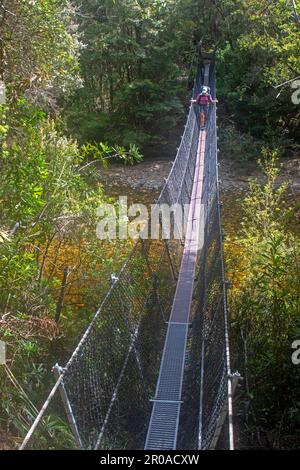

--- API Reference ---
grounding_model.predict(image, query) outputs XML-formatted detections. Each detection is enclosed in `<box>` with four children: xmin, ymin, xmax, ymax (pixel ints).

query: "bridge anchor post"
<box><xmin>209</xmin><ymin>371</ymin><xmax>241</xmax><ymax>450</ymax></box>
<box><xmin>52</xmin><ymin>363</ymin><xmax>83</xmax><ymax>449</ymax></box>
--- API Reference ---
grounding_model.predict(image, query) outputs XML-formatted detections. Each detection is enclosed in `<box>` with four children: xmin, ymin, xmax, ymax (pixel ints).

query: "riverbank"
<box><xmin>220</xmin><ymin>155</ymin><xmax>300</xmax><ymax>191</ymax></box>
<box><xmin>99</xmin><ymin>149</ymin><xmax>300</xmax><ymax>214</ymax></box>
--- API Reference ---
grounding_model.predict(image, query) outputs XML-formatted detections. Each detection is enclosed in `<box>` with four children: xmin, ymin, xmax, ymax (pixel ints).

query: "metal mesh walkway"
<box><xmin>145</xmin><ymin>127</ymin><xmax>206</xmax><ymax>450</ymax></box>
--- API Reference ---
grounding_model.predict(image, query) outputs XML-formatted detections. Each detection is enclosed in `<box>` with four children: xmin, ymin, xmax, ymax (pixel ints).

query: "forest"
<box><xmin>0</xmin><ymin>0</ymin><xmax>300</xmax><ymax>451</ymax></box>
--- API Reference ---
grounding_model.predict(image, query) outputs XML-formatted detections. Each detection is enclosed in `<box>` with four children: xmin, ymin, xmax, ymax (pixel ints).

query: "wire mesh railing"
<box><xmin>19</xmin><ymin>64</ymin><xmax>204</xmax><ymax>450</ymax></box>
<box><xmin>177</xmin><ymin>64</ymin><xmax>233</xmax><ymax>450</ymax></box>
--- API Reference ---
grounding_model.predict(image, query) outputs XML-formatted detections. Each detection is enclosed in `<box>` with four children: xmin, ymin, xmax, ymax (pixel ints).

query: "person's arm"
<box><xmin>209</xmin><ymin>94</ymin><xmax>218</xmax><ymax>104</ymax></box>
<box><xmin>191</xmin><ymin>94</ymin><xmax>200</xmax><ymax>103</ymax></box>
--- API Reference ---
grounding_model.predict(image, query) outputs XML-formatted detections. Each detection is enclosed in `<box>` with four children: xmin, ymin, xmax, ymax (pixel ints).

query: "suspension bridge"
<box><xmin>19</xmin><ymin>59</ymin><xmax>235</xmax><ymax>451</ymax></box>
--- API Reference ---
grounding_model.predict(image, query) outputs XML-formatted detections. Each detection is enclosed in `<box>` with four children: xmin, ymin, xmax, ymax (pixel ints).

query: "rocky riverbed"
<box><xmin>99</xmin><ymin>151</ymin><xmax>300</xmax><ymax>234</ymax></box>
<box><xmin>100</xmin><ymin>157</ymin><xmax>173</xmax><ymax>193</ymax></box>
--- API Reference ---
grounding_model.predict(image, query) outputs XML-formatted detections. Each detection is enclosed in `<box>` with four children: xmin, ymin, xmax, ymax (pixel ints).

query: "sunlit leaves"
<box><xmin>228</xmin><ymin>152</ymin><xmax>300</xmax><ymax>434</ymax></box>
<box><xmin>1</xmin><ymin>0</ymin><xmax>81</xmax><ymax>107</ymax></box>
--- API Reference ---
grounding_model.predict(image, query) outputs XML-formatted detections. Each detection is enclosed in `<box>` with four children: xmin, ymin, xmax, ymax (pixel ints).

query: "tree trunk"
<box><xmin>55</xmin><ymin>266</ymin><xmax>70</xmax><ymax>323</ymax></box>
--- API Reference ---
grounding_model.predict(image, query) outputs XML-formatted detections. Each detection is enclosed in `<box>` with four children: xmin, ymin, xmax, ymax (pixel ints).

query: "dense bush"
<box><xmin>227</xmin><ymin>154</ymin><xmax>300</xmax><ymax>445</ymax></box>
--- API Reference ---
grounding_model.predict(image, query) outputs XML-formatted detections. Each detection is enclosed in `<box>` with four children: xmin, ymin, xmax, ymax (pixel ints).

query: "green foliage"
<box><xmin>219</xmin><ymin>121</ymin><xmax>263</xmax><ymax>161</ymax></box>
<box><xmin>65</xmin><ymin>0</ymin><xmax>194</xmax><ymax>146</ymax></box>
<box><xmin>1</xmin><ymin>0</ymin><xmax>81</xmax><ymax>105</ymax></box>
<box><xmin>62</xmin><ymin>0</ymin><xmax>300</xmax><ymax>153</ymax></box>
<box><xmin>215</xmin><ymin>0</ymin><xmax>300</xmax><ymax>143</ymax></box>
<box><xmin>0</xmin><ymin>363</ymin><xmax>75</xmax><ymax>449</ymax></box>
<box><xmin>81</xmin><ymin>141</ymin><xmax>143</xmax><ymax>166</ymax></box>
<box><xmin>0</xmin><ymin>100</ymin><xmax>102</xmax><ymax>228</ymax></box>
<box><xmin>229</xmin><ymin>152</ymin><xmax>300</xmax><ymax>441</ymax></box>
